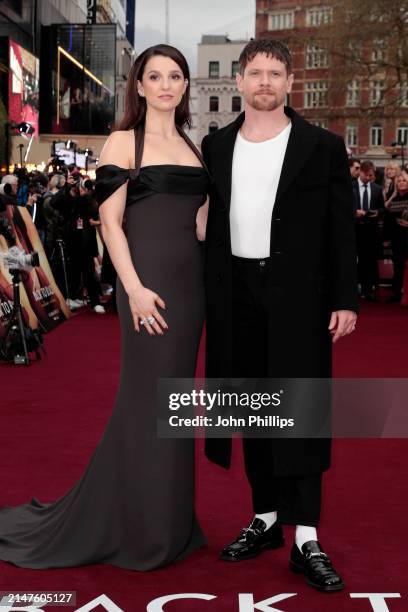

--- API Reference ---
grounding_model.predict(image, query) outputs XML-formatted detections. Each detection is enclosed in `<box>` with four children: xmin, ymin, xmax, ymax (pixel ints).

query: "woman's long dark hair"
<box><xmin>115</xmin><ymin>44</ymin><xmax>191</xmax><ymax>131</ymax></box>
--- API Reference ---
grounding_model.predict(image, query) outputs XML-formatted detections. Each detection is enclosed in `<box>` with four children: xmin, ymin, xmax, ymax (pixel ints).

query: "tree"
<box><xmin>285</xmin><ymin>0</ymin><xmax>408</xmax><ymax>118</ymax></box>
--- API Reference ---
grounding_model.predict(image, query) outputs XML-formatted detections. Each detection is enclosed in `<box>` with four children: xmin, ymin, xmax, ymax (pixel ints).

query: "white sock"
<box><xmin>254</xmin><ymin>511</ymin><xmax>277</xmax><ymax>530</ymax></box>
<box><xmin>295</xmin><ymin>525</ymin><xmax>317</xmax><ymax>551</ymax></box>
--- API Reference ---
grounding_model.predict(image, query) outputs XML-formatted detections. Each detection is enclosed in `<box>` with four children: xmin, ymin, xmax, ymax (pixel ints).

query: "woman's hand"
<box><xmin>385</xmin><ymin>191</ymin><xmax>397</xmax><ymax>208</ymax></box>
<box><xmin>128</xmin><ymin>286</ymin><xmax>168</xmax><ymax>335</ymax></box>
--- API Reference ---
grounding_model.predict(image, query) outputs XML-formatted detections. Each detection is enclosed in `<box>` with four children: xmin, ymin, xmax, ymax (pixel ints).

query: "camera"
<box><xmin>1</xmin><ymin>246</ymin><xmax>39</xmax><ymax>272</ymax></box>
<box><xmin>0</xmin><ymin>183</ymin><xmax>13</xmax><ymax>197</ymax></box>
<box><xmin>80</xmin><ymin>178</ymin><xmax>94</xmax><ymax>191</ymax></box>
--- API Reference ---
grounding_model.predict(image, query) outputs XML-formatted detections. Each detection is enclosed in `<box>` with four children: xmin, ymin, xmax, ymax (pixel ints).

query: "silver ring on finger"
<box><xmin>147</xmin><ymin>316</ymin><xmax>155</xmax><ymax>324</ymax></box>
<box><xmin>140</xmin><ymin>319</ymin><xmax>146</xmax><ymax>326</ymax></box>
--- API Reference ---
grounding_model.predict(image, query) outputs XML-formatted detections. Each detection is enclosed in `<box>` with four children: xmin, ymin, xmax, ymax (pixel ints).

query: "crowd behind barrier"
<box><xmin>1</xmin><ymin>153</ymin><xmax>408</xmax><ymax>315</ymax></box>
<box><xmin>0</xmin><ymin>159</ymin><xmax>118</xmax><ymax>316</ymax></box>
<box><xmin>349</xmin><ymin>157</ymin><xmax>408</xmax><ymax>305</ymax></box>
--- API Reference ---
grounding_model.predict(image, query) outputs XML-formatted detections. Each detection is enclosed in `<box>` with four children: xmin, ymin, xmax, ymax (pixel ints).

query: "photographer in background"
<box><xmin>14</xmin><ymin>167</ymin><xmax>29</xmax><ymax>206</ymax></box>
<box><xmin>0</xmin><ymin>174</ymin><xmax>19</xmax><ymax>207</ymax></box>
<box><xmin>50</xmin><ymin>172</ymin><xmax>105</xmax><ymax>314</ymax></box>
<box><xmin>0</xmin><ymin>184</ymin><xmax>16</xmax><ymax>246</ymax></box>
<box><xmin>1</xmin><ymin>173</ymin><xmax>39</xmax><ymax>210</ymax></box>
<box><xmin>42</xmin><ymin>173</ymin><xmax>66</xmax><ymax>260</ymax></box>
<box><xmin>25</xmin><ymin>171</ymin><xmax>48</xmax><ymax>246</ymax></box>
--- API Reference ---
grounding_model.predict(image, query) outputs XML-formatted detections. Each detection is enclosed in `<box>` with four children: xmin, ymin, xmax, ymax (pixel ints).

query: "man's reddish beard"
<box><xmin>247</xmin><ymin>90</ymin><xmax>285</xmax><ymax>111</ymax></box>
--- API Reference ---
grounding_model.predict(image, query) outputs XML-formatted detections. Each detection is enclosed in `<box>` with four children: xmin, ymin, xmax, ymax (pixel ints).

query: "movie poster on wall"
<box><xmin>8</xmin><ymin>39</ymin><xmax>40</xmax><ymax>136</ymax></box>
<box><xmin>0</xmin><ymin>206</ymin><xmax>71</xmax><ymax>339</ymax></box>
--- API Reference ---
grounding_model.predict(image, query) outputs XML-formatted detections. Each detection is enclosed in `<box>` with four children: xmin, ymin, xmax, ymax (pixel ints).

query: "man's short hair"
<box><xmin>349</xmin><ymin>157</ymin><xmax>361</xmax><ymax>167</ymax></box>
<box><xmin>239</xmin><ymin>38</ymin><xmax>292</xmax><ymax>76</ymax></box>
<box><xmin>360</xmin><ymin>161</ymin><xmax>375</xmax><ymax>173</ymax></box>
<box><xmin>1</xmin><ymin>174</ymin><xmax>18</xmax><ymax>185</ymax></box>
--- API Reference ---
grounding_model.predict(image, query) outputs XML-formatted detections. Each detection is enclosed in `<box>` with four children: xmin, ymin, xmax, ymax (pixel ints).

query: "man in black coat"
<box><xmin>201</xmin><ymin>39</ymin><xmax>359</xmax><ymax>592</ymax></box>
<box><xmin>352</xmin><ymin>160</ymin><xmax>384</xmax><ymax>300</ymax></box>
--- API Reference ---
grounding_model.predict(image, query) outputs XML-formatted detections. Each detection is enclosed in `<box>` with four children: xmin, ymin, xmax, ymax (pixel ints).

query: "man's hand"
<box><xmin>328</xmin><ymin>310</ymin><xmax>357</xmax><ymax>343</ymax></box>
<box><xmin>26</xmin><ymin>194</ymin><xmax>37</xmax><ymax>207</ymax></box>
<box><xmin>355</xmin><ymin>209</ymin><xmax>366</xmax><ymax>217</ymax></box>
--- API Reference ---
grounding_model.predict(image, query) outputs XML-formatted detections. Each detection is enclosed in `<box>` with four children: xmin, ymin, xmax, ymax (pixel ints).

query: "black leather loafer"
<box><xmin>289</xmin><ymin>540</ymin><xmax>345</xmax><ymax>592</ymax></box>
<box><xmin>220</xmin><ymin>518</ymin><xmax>285</xmax><ymax>562</ymax></box>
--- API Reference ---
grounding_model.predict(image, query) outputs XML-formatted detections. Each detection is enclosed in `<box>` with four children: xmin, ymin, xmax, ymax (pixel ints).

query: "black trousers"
<box><xmin>231</xmin><ymin>255</ymin><xmax>322</xmax><ymax>527</ymax></box>
<box><xmin>67</xmin><ymin>244</ymin><xmax>101</xmax><ymax>308</ymax></box>
<box><xmin>355</xmin><ymin>221</ymin><xmax>379</xmax><ymax>295</ymax></box>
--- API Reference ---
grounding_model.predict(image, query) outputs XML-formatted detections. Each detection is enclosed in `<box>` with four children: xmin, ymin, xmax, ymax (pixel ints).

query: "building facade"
<box><xmin>0</xmin><ymin>0</ymin><xmax>136</xmax><ymax>170</ymax></box>
<box><xmin>256</xmin><ymin>0</ymin><xmax>408</xmax><ymax>167</ymax></box>
<box><xmin>196</xmin><ymin>35</ymin><xmax>247</xmax><ymax>145</ymax></box>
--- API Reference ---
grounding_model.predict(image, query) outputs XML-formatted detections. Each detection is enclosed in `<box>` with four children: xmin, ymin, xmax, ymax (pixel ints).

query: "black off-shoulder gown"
<box><xmin>0</xmin><ymin>125</ymin><xmax>209</xmax><ymax>570</ymax></box>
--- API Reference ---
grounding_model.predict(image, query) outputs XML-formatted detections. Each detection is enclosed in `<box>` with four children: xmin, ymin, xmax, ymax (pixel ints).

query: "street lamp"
<box><xmin>391</xmin><ymin>139</ymin><xmax>406</xmax><ymax>168</ymax></box>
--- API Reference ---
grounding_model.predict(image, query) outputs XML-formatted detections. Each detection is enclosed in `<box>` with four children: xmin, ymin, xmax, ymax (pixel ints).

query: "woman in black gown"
<box><xmin>0</xmin><ymin>45</ymin><xmax>210</xmax><ymax>570</ymax></box>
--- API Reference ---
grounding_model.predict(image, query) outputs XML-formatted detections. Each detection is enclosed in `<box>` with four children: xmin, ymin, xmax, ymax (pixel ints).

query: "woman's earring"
<box><xmin>138</xmin><ymin>89</ymin><xmax>145</xmax><ymax>97</ymax></box>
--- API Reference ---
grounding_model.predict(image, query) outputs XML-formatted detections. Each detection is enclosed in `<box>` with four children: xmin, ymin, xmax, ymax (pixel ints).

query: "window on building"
<box><xmin>232</xmin><ymin>96</ymin><xmax>241</xmax><ymax>112</ymax></box>
<box><xmin>397</xmin><ymin>82</ymin><xmax>408</xmax><ymax>107</ymax></box>
<box><xmin>368</xmin><ymin>12</ymin><xmax>387</xmax><ymax>22</ymax></box>
<box><xmin>347</xmin><ymin>40</ymin><xmax>362</xmax><ymax>65</ymax></box>
<box><xmin>372</xmin><ymin>38</ymin><xmax>386</xmax><ymax>62</ymax></box>
<box><xmin>370</xmin><ymin>80</ymin><xmax>385</xmax><ymax>106</ymax></box>
<box><xmin>268</xmin><ymin>11</ymin><xmax>294</xmax><ymax>30</ymax></box>
<box><xmin>397</xmin><ymin>125</ymin><xmax>408</xmax><ymax>145</ymax></box>
<box><xmin>346</xmin><ymin>124</ymin><xmax>358</xmax><ymax>147</ymax></box>
<box><xmin>44</xmin><ymin>23</ymin><xmax>116</xmax><ymax>135</ymax></box>
<box><xmin>209</xmin><ymin>96</ymin><xmax>219</xmax><ymax>112</ymax></box>
<box><xmin>310</xmin><ymin>120</ymin><xmax>327</xmax><ymax>129</ymax></box>
<box><xmin>397</xmin><ymin>43</ymin><xmax>404</xmax><ymax>63</ymax></box>
<box><xmin>371</xmin><ymin>125</ymin><xmax>383</xmax><ymax>146</ymax></box>
<box><xmin>231</xmin><ymin>61</ymin><xmax>239</xmax><ymax>77</ymax></box>
<box><xmin>208</xmin><ymin>122</ymin><xmax>219</xmax><ymax>134</ymax></box>
<box><xmin>306</xmin><ymin>6</ymin><xmax>332</xmax><ymax>26</ymax></box>
<box><xmin>304</xmin><ymin>81</ymin><xmax>328</xmax><ymax>108</ymax></box>
<box><xmin>209</xmin><ymin>61</ymin><xmax>219</xmax><ymax>78</ymax></box>
<box><xmin>346</xmin><ymin>80</ymin><xmax>360</xmax><ymax>107</ymax></box>
<box><xmin>305</xmin><ymin>44</ymin><xmax>329</xmax><ymax>69</ymax></box>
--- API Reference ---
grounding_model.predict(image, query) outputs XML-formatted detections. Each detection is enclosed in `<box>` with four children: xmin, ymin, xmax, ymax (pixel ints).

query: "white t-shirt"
<box><xmin>230</xmin><ymin>121</ymin><xmax>292</xmax><ymax>258</ymax></box>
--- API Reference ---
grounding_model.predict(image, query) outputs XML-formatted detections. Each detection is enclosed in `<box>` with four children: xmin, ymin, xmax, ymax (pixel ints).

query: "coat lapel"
<box><xmin>274</xmin><ymin>106</ymin><xmax>319</xmax><ymax>203</ymax></box>
<box><xmin>211</xmin><ymin>112</ymin><xmax>244</xmax><ymax>208</ymax></box>
<box><xmin>213</xmin><ymin>106</ymin><xmax>320</xmax><ymax>214</ymax></box>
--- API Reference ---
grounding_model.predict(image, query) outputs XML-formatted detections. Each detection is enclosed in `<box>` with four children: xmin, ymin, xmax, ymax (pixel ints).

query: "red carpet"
<box><xmin>1</xmin><ymin>300</ymin><xmax>407</xmax><ymax>611</ymax></box>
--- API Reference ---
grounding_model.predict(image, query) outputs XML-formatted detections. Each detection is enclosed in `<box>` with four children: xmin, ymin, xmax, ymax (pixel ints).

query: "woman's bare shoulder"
<box><xmin>99</xmin><ymin>129</ymin><xmax>134</xmax><ymax>168</ymax></box>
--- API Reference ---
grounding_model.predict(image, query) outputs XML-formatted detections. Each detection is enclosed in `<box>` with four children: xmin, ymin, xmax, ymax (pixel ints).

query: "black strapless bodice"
<box><xmin>95</xmin><ymin>164</ymin><xmax>210</xmax><ymax>208</ymax></box>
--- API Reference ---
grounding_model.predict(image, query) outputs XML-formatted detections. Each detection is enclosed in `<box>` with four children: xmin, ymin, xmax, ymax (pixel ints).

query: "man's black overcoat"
<box><xmin>201</xmin><ymin>105</ymin><xmax>359</xmax><ymax>476</ymax></box>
